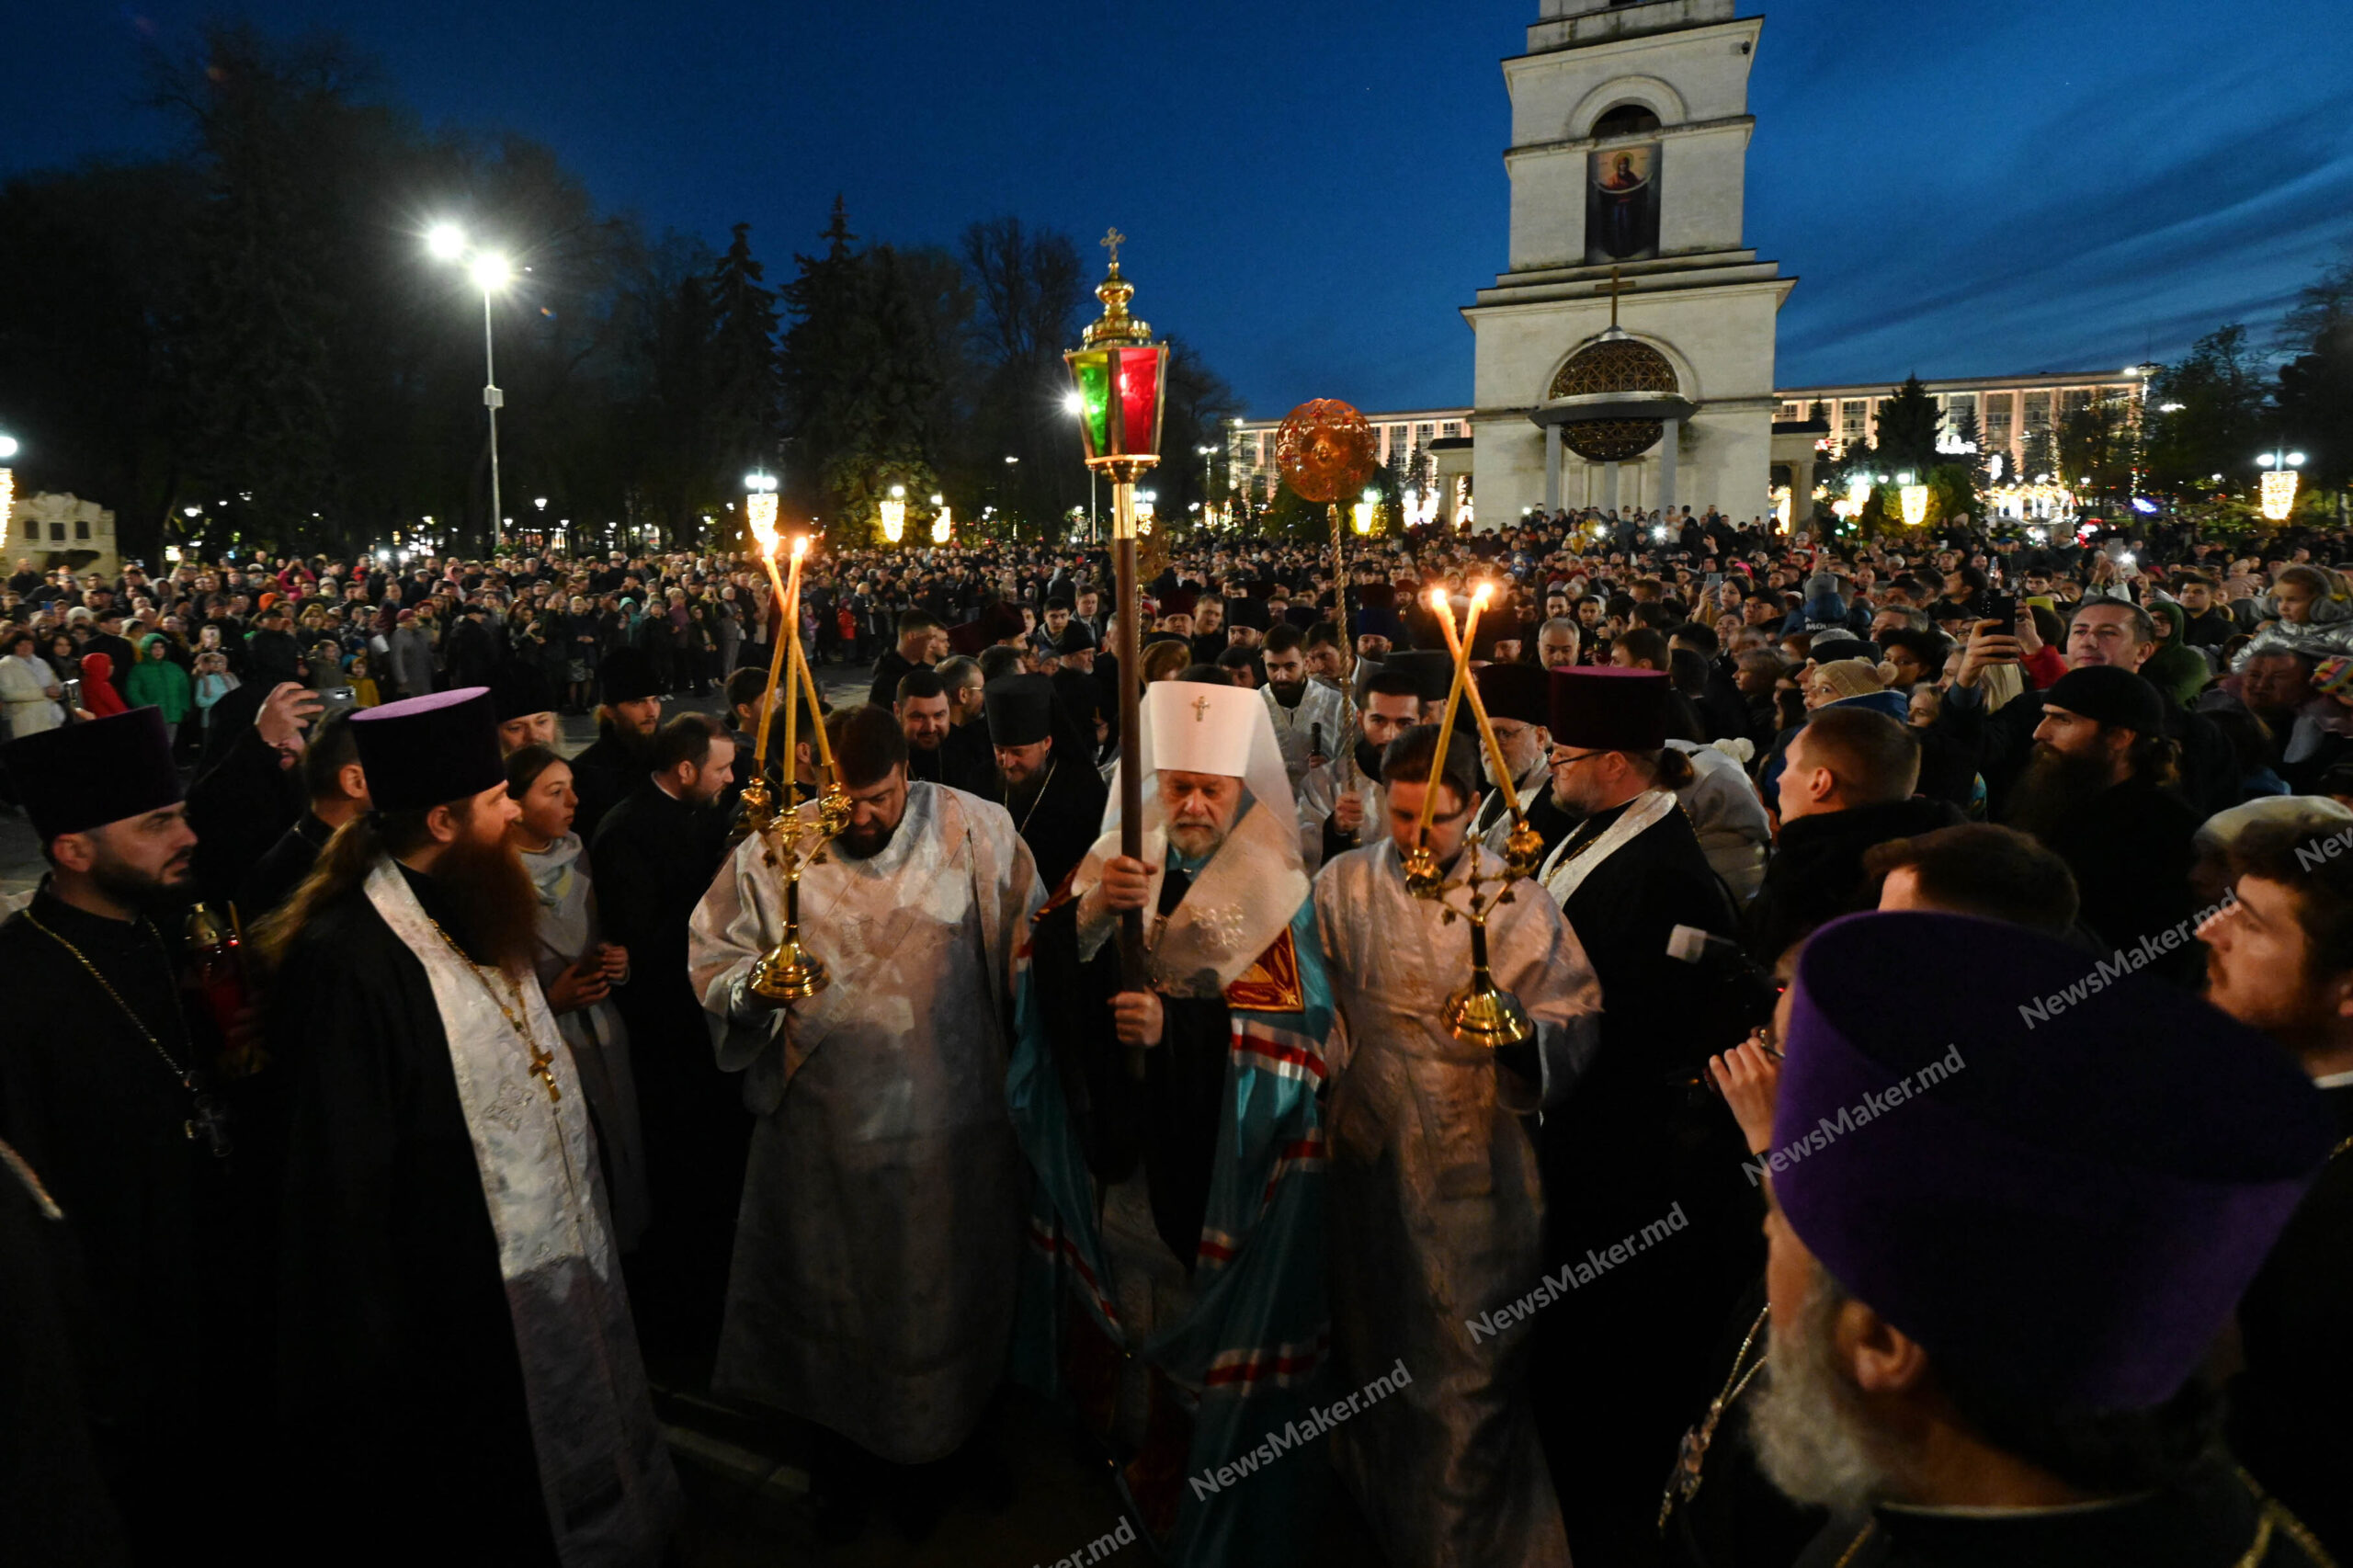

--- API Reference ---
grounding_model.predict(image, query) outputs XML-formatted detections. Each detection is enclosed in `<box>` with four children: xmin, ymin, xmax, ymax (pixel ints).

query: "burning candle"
<box><xmin>750</xmin><ymin>522</ymin><xmax>790</xmax><ymax>771</ymax></box>
<box><xmin>1431</xmin><ymin>585</ymin><xmax>1522</xmax><ymax>821</ymax></box>
<box><xmin>1415</xmin><ymin>585</ymin><xmax>1487</xmax><ymax>844</ymax></box>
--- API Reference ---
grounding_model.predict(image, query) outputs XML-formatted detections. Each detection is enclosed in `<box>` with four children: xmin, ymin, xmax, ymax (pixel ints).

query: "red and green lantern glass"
<box><xmin>1065</xmin><ymin>343</ymin><xmax>1168</xmax><ymax>473</ymax></box>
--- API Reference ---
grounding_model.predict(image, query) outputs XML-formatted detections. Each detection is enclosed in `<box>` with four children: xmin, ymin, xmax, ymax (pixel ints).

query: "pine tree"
<box><xmin>707</xmin><ymin>222</ymin><xmax>782</xmax><ymax>482</ymax></box>
<box><xmin>1873</xmin><ymin>375</ymin><xmax>1941</xmax><ymax>478</ymax></box>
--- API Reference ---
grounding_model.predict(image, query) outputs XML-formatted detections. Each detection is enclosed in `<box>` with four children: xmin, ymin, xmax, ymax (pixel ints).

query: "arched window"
<box><xmin>1592</xmin><ymin>102</ymin><xmax>1662</xmax><ymax>140</ymax></box>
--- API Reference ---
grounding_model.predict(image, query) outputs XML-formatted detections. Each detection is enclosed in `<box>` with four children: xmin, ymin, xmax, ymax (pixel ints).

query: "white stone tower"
<box><xmin>1464</xmin><ymin>0</ymin><xmax>1793</xmax><ymax>528</ymax></box>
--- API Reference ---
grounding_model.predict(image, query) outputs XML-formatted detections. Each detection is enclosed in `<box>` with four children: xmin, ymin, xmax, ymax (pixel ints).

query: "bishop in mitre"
<box><xmin>1012</xmin><ymin>674</ymin><xmax>1335</xmax><ymax>1568</ymax></box>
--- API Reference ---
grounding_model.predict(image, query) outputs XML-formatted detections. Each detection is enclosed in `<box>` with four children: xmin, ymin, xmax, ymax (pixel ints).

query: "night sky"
<box><xmin>14</xmin><ymin>0</ymin><xmax>2353</xmax><ymax>415</ymax></box>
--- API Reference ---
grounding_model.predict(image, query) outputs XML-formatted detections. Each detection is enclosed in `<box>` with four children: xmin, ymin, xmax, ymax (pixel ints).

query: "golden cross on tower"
<box><xmin>1595</xmin><ymin>263</ymin><xmax>1632</xmax><ymax>328</ymax></box>
<box><xmin>1191</xmin><ymin>695</ymin><xmax>1212</xmax><ymax>722</ymax></box>
<box><xmin>1101</xmin><ymin>227</ymin><xmax>1127</xmax><ymax>269</ymax></box>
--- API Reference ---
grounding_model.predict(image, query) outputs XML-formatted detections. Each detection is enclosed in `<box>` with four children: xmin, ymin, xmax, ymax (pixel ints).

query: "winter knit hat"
<box><xmin>1809</xmin><ymin>657</ymin><xmax>1887</xmax><ymax>702</ymax></box>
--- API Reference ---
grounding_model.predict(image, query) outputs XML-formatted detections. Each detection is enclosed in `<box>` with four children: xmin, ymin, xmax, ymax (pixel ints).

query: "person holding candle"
<box><xmin>688</xmin><ymin>705</ymin><xmax>1043</xmax><ymax>1543</ymax></box>
<box><xmin>1314</xmin><ymin>720</ymin><xmax>1599</xmax><ymax>1568</ymax></box>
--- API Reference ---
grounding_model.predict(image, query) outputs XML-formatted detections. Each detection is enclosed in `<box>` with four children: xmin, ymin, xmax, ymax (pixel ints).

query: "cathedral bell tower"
<box><xmin>1463</xmin><ymin>0</ymin><xmax>1794</xmax><ymax>528</ymax></box>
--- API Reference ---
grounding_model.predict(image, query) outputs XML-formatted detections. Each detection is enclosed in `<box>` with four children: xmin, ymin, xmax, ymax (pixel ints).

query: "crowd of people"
<box><xmin>3</xmin><ymin>497</ymin><xmax>2351</xmax><ymax>1568</ymax></box>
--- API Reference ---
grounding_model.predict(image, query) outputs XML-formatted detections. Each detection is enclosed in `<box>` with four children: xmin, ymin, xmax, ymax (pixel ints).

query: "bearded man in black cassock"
<box><xmin>260</xmin><ymin>687</ymin><xmax>676</xmax><ymax>1565</ymax></box>
<box><xmin>570</xmin><ymin>648</ymin><xmax>665</xmax><ymax>844</ymax></box>
<box><xmin>0</xmin><ymin>707</ymin><xmax>272</xmax><ymax>1559</ymax></box>
<box><xmin>1529</xmin><ymin>667</ymin><xmax>1760</xmax><ymax>1568</ymax></box>
<box><xmin>984</xmin><ymin>672</ymin><xmax>1106</xmax><ymax>891</ymax></box>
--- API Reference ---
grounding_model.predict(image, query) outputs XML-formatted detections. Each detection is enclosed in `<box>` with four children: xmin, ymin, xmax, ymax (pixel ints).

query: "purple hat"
<box><xmin>1775</xmin><ymin>911</ymin><xmax>2335</xmax><ymax>1411</ymax></box>
<box><xmin>1547</xmin><ymin>667</ymin><xmax>1669</xmax><ymax>752</ymax></box>
<box><xmin>349</xmin><ymin>687</ymin><xmax>506</xmax><ymax>812</ymax></box>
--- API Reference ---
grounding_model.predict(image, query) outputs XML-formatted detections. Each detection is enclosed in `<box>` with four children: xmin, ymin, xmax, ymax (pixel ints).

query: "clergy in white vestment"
<box><xmin>1314</xmin><ymin>722</ymin><xmax>1599</xmax><ymax>1568</ymax></box>
<box><xmin>1295</xmin><ymin>665</ymin><xmax>1426</xmax><ymax>871</ymax></box>
<box><xmin>1258</xmin><ymin>623</ymin><xmax>1346</xmax><ymax>792</ymax></box>
<box><xmin>688</xmin><ymin>704</ymin><xmax>1041</xmax><ymax>1528</ymax></box>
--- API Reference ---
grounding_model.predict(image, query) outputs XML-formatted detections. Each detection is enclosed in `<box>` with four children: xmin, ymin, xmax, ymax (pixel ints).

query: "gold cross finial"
<box><xmin>1191</xmin><ymin>694</ymin><xmax>1211</xmax><ymax>722</ymax></box>
<box><xmin>1597</xmin><ymin>263</ymin><xmax>1631</xmax><ymax>329</ymax></box>
<box><xmin>1102</xmin><ymin>227</ymin><xmax>1126</xmax><ymax>269</ymax></box>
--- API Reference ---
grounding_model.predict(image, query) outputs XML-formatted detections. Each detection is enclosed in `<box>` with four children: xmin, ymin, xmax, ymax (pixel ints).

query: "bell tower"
<box><xmin>1464</xmin><ymin>0</ymin><xmax>1794</xmax><ymax>528</ymax></box>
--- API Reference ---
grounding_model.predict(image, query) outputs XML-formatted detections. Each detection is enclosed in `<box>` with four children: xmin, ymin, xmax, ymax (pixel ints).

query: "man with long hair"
<box><xmin>688</xmin><ymin>704</ymin><xmax>1041</xmax><ymax>1543</ymax></box>
<box><xmin>259</xmin><ymin>687</ymin><xmax>676</xmax><ymax>1562</ymax></box>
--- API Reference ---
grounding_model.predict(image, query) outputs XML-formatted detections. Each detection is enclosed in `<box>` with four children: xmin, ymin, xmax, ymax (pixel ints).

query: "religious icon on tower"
<box><xmin>1586</xmin><ymin>142</ymin><xmax>1660</xmax><ymax>263</ymax></box>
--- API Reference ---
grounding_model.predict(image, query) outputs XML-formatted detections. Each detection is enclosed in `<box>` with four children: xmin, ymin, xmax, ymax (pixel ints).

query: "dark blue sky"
<box><xmin>15</xmin><ymin>0</ymin><xmax>2353</xmax><ymax>415</ymax></box>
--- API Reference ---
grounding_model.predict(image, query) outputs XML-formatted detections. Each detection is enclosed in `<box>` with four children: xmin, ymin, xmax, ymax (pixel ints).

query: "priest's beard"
<box><xmin>1269</xmin><ymin>676</ymin><xmax>1306</xmax><ymax>709</ymax></box>
<box><xmin>2005</xmin><ymin>742</ymin><xmax>2116</xmax><ymax>844</ymax></box>
<box><xmin>599</xmin><ymin>716</ymin><xmax>655</xmax><ymax>768</ymax></box>
<box><xmin>430</xmin><ymin>832</ymin><xmax>544</xmax><ymax>976</ymax></box>
<box><xmin>1749</xmin><ymin>1266</ymin><xmax>1893</xmax><ymax>1514</ymax></box>
<box><xmin>1354</xmin><ymin>737</ymin><xmax>1386</xmax><ymax>778</ymax></box>
<box><xmin>88</xmin><ymin>846</ymin><xmax>200</xmax><ymax>919</ymax></box>
<box><xmin>835</xmin><ymin>812</ymin><xmax>902</xmax><ymax>861</ymax></box>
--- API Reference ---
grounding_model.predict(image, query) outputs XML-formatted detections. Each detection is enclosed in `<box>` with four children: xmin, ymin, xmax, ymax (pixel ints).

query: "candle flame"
<box><xmin>790</xmin><ymin>534</ymin><xmax>809</xmax><ymax>560</ymax></box>
<box><xmin>1472</xmin><ymin>585</ymin><xmax>1493</xmax><ymax>607</ymax></box>
<box><xmin>1427</xmin><ymin>588</ymin><xmax>1448</xmax><ymax>611</ymax></box>
<box><xmin>749</xmin><ymin>517</ymin><xmax>778</xmax><ymax>556</ymax></box>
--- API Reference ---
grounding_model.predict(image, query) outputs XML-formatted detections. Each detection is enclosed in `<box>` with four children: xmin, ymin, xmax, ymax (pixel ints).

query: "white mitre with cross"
<box><xmin>1070</xmin><ymin>677</ymin><xmax>1309</xmax><ymax>995</ymax></box>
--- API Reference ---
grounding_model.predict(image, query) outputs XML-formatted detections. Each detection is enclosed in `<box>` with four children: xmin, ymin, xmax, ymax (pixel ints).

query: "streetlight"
<box><xmin>426</xmin><ymin>223</ymin><xmax>516</xmax><ymax>551</ymax></box>
<box><xmin>1065</xmin><ymin>392</ymin><xmax>1098</xmax><ymax>540</ymax></box>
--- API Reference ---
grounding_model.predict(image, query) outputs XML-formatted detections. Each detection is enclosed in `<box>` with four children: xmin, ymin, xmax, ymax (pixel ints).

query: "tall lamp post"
<box><xmin>1064</xmin><ymin>229</ymin><xmax>1168</xmax><ymax>1074</ymax></box>
<box><xmin>426</xmin><ymin>223</ymin><xmax>514</xmax><ymax>552</ymax></box>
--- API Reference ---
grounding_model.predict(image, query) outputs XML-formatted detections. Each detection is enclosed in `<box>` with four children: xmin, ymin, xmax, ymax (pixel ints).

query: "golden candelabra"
<box><xmin>1403</xmin><ymin>585</ymin><xmax>1539</xmax><ymax>1050</ymax></box>
<box><xmin>744</xmin><ymin>507</ymin><xmax>850</xmax><ymax>1002</ymax></box>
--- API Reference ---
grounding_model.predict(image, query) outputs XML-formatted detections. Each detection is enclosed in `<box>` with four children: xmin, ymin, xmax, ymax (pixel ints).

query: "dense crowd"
<box><xmin>4</xmin><ymin>496</ymin><xmax>2352</xmax><ymax>1568</ymax></box>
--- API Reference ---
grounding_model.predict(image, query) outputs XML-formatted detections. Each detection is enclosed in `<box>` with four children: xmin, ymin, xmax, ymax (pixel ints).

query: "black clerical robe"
<box><xmin>239</xmin><ymin>809</ymin><xmax>335</xmax><ymax>918</ymax></box>
<box><xmin>2231</xmin><ymin>1083</ymin><xmax>2353</xmax><ymax>1562</ymax></box>
<box><xmin>567</xmin><ymin>725</ymin><xmax>645</xmax><ymax>846</ymax></box>
<box><xmin>267</xmin><ymin>870</ymin><xmax>557</xmax><ymax>1562</ymax></box>
<box><xmin>1536</xmin><ymin>798</ymin><xmax>1762</xmax><ymax>1568</ymax></box>
<box><xmin>0</xmin><ymin>1135</ymin><xmax>129</xmax><ymax>1567</ymax></box>
<box><xmin>593</xmin><ymin>779</ymin><xmax>744</xmax><ymax>1371</ymax></box>
<box><xmin>1000</xmin><ymin>751</ymin><xmax>1108</xmax><ymax>894</ymax></box>
<box><xmin>1792</xmin><ymin>1459</ymin><xmax>2331</xmax><ymax>1567</ymax></box>
<box><xmin>1025</xmin><ymin>863</ymin><xmax>1231</xmax><ymax>1267</ymax></box>
<box><xmin>0</xmin><ymin>887</ymin><xmax>275</xmax><ymax>1555</ymax></box>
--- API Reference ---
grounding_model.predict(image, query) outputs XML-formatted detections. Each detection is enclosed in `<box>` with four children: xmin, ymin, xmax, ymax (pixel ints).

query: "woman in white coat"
<box><xmin>0</xmin><ymin>628</ymin><xmax>64</xmax><ymax>738</ymax></box>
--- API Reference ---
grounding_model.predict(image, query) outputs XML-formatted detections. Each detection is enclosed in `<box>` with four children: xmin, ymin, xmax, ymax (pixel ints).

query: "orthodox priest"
<box><xmin>1531</xmin><ymin>666</ymin><xmax>1757</xmax><ymax>1567</ymax></box>
<box><xmin>1011</xmin><ymin>677</ymin><xmax>1336</xmax><ymax>1568</ymax></box>
<box><xmin>986</xmin><ymin>671</ymin><xmax>1108</xmax><ymax>891</ymax></box>
<box><xmin>571</xmin><ymin>648</ymin><xmax>664</xmax><ymax>842</ymax></box>
<box><xmin>261</xmin><ymin>687</ymin><xmax>676</xmax><ymax>1564</ymax></box>
<box><xmin>1468</xmin><ymin>662</ymin><xmax>1576</xmax><ymax>862</ymax></box>
<box><xmin>688</xmin><ymin>706</ymin><xmax>1040</xmax><ymax>1540</ymax></box>
<box><xmin>0</xmin><ymin>708</ymin><xmax>271</xmax><ymax>1556</ymax></box>
<box><xmin>1315</xmin><ymin>722</ymin><xmax>1599</xmax><ymax>1568</ymax></box>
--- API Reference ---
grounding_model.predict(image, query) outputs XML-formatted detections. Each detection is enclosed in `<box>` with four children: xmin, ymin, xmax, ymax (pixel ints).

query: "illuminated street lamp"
<box><xmin>1352</xmin><ymin>486</ymin><xmax>1379</xmax><ymax>537</ymax></box>
<box><xmin>744</xmin><ymin>471</ymin><xmax>779</xmax><ymax>542</ymax></box>
<box><xmin>880</xmin><ymin>483</ymin><xmax>907</xmax><ymax>544</ymax></box>
<box><xmin>425</xmin><ymin>223</ymin><xmax>516</xmax><ymax>550</ymax></box>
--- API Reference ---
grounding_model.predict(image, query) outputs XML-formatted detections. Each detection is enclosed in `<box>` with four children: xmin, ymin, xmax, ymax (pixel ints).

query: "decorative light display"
<box><xmin>744</xmin><ymin>471</ymin><xmax>779</xmax><ymax>539</ymax></box>
<box><xmin>879</xmin><ymin>484</ymin><xmax>906</xmax><ymax>543</ymax></box>
<box><xmin>931</xmin><ymin>505</ymin><xmax>953</xmax><ymax>545</ymax></box>
<box><xmin>1351</xmin><ymin>489</ymin><xmax>1378</xmax><ymax>536</ymax></box>
<box><xmin>2260</xmin><ymin>470</ymin><xmax>2301</xmax><ymax>522</ymax></box>
<box><xmin>1899</xmin><ymin>484</ymin><xmax>1930</xmax><ymax>528</ymax></box>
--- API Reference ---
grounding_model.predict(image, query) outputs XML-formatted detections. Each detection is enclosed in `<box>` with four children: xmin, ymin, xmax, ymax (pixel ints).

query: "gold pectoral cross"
<box><xmin>529</xmin><ymin>1041</ymin><xmax>561</xmax><ymax>1102</ymax></box>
